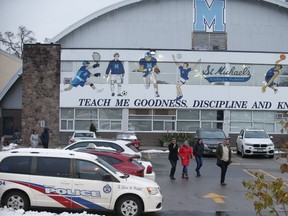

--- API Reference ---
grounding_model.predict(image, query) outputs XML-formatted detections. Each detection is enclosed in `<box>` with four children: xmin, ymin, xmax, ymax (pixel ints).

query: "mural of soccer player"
<box><xmin>172</xmin><ymin>55</ymin><xmax>201</xmax><ymax>100</ymax></box>
<box><xmin>105</xmin><ymin>53</ymin><xmax>125</xmax><ymax>96</ymax></box>
<box><xmin>64</xmin><ymin>61</ymin><xmax>100</xmax><ymax>91</ymax></box>
<box><xmin>261</xmin><ymin>55</ymin><xmax>285</xmax><ymax>93</ymax></box>
<box><xmin>138</xmin><ymin>52</ymin><xmax>161</xmax><ymax>97</ymax></box>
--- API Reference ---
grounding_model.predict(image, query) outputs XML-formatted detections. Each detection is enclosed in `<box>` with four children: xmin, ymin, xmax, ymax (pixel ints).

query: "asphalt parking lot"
<box><xmin>141</xmin><ymin>151</ymin><xmax>288</xmax><ymax>216</ymax></box>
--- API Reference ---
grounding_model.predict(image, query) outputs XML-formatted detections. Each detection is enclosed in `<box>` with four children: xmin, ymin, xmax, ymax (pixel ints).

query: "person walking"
<box><xmin>178</xmin><ymin>140</ymin><xmax>194</xmax><ymax>180</ymax></box>
<box><xmin>194</xmin><ymin>139</ymin><xmax>204</xmax><ymax>177</ymax></box>
<box><xmin>216</xmin><ymin>138</ymin><xmax>232</xmax><ymax>186</ymax></box>
<box><xmin>168</xmin><ymin>138</ymin><xmax>179</xmax><ymax>180</ymax></box>
<box><xmin>40</xmin><ymin>127</ymin><xmax>50</xmax><ymax>149</ymax></box>
<box><xmin>30</xmin><ymin>130</ymin><xmax>39</xmax><ymax>148</ymax></box>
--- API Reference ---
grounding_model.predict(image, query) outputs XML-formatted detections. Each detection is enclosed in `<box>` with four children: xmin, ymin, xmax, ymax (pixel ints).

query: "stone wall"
<box><xmin>22</xmin><ymin>44</ymin><xmax>61</xmax><ymax>147</ymax></box>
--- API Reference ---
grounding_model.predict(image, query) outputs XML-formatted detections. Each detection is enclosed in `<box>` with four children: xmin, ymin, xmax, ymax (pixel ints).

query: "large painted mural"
<box><xmin>60</xmin><ymin>50</ymin><xmax>288</xmax><ymax>111</ymax></box>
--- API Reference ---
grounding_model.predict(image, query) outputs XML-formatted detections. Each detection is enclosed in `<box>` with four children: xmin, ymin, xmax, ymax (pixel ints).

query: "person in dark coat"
<box><xmin>168</xmin><ymin>138</ymin><xmax>179</xmax><ymax>180</ymax></box>
<box><xmin>194</xmin><ymin>139</ymin><xmax>204</xmax><ymax>177</ymax></box>
<box><xmin>216</xmin><ymin>138</ymin><xmax>232</xmax><ymax>186</ymax></box>
<box><xmin>40</xmin><ymin>127</ymin><xmax>50</xmax><ymax>148</ymax></box>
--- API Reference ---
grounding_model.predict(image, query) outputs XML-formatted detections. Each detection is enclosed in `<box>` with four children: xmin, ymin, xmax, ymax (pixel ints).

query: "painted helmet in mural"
<box><xmin>145</xmin><ymin>52</ymin><xmax>151</xmax><ymax>57</ymax></box>
<box><xmin>82</xmin><ymin>61</ymin><xmax>90</xmax><ymax>66</ymax></box>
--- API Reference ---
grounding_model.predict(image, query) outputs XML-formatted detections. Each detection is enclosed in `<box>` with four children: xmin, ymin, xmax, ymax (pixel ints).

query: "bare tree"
<box><xmin>0</xmin><ymin>25</ymin><xmax>36</xmax><ymax>59</ymax></box>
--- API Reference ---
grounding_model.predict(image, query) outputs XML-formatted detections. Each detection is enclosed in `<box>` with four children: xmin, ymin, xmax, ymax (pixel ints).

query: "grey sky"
<box><xmin>0</xmin><ymin>0</ymin><xmax>122</xmax><ymax>43</ymax></box>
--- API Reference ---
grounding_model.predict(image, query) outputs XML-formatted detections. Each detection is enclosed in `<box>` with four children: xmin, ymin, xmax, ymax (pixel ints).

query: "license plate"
<box><xmin>255</xmin><ymin>148</ymin><xmax>265</xmax><ymax>152</ymax></box>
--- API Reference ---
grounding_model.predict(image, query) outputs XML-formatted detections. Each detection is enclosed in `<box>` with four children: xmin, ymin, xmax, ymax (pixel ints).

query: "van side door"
<box><xmin>31</xmin><ymin>157</ymin><xmax>72</xmax><ymax>208</ymax></box>
<box><xmin>71</xmin><ymin>159</ymin><xmax>113</xmax><ymax>211</ymax></box>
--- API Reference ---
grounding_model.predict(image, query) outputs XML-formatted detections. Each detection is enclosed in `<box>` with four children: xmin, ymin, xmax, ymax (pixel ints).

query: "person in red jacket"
<box><xmin>178</xmin><ymin>140</ymin><xmax>194</xmax><ymax>179</ymax></box>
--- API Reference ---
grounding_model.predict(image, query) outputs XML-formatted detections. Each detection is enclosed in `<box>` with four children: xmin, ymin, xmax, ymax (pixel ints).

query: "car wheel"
<box><xmin>236</xmin><ymin>143</ymin><xmax>241</xmax><ymax>155</ymax></box>
<box><xmin>115</xmin><ymin>195</ymin><xmax>143</xmax><ymax>216</ymax></box>
<box><xmin>3</xmin><ymin>191</ymin><xmax>30</xmax><ymax>211</ymax></box>
<box><xmin>268</xmin><ymin>154</ymin><xmax>274</xmax><ymax>159</ymax></box>
<box><xmin>241</xmin><ymin>146</ymin><xmax>246</xmax><ymax>158</ymax></box>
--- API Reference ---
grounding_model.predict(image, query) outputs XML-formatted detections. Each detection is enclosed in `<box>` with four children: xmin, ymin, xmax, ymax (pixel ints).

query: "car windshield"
<box><xmin>75</xmin><ymin>133</ymin><xmax>94</xmax><ymax>138</ymax></box>
<box><xmin>126</xmin><ymin>143</ymin><xmax>140</xmax><ymax>152</ymax></box>
<box><xmin>244</xmin><ymin>131</ymin><xmax>269</xmax><ymax>138</ymax></box>
<box><xmin>200</xmin><ymin>131</ymin><xmax>226</xmax><ymax>139</ymax></box>
<box><xmin>95</xmin><ymin>157</ymin><xmax>120</xmax><ymax>174</ymax></box>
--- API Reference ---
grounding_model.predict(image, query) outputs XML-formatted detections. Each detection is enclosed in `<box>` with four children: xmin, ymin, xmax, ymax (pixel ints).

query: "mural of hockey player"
<box><xmin>172</xmin><ymin>55</ymin><xmax>201</xmax><ymax>100</ymax></box>
<box><xmin>262</xmin><ymin>54</ymin><xmax>286</xmax><ymax>93</ymax></box>
<box><xmin>64</xmin><ymin>61</ymin><xmax>100</xmax><ymax>91</ymax></box>
<box><xmin>138</xmin><ymin>52</ymin><xmax>161</xmax><ymax>97</ymax></box>
<box><xmin>105</xmin><ymin>53</ymin><xmax>125</xmax><ymax>96</ymax></box>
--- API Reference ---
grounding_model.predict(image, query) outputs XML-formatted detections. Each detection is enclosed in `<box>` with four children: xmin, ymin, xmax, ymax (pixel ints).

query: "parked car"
<box><xmin>236</xmin><ymin>128</ymin><xmax>275</xmax><ymax>158</ymax></box>
<box><xmin>194</xmin><ymin>128</ymin><xmax>228</xmax><ymax>155</ymax></box>
<box><xmin>75</xmin><ymin>144</ymin><xmax>155</xmax><ymax>181</ymax></box>
<box><xmin>116</xmin><ymin>132</ymin><xmax>141</xmax><ymax>149</ymax></box>
<box><xmin>69</xmin><ymin>130</ymin><xmax>97</xmax><ymax>144</ymax></box>
<box><xmin>0</xmin><ymin>148</ymin><xmax>162</xmax><ymax>216</ymax></box>
<box><xmin>76</xmin><ymin>148</ymin><xmax>145</xmax><ymax>178</ymax></box>
<box><xmin>63</xmin><ymin>138</ymin><xmax>142</xmax><ymax>158</ymax></box>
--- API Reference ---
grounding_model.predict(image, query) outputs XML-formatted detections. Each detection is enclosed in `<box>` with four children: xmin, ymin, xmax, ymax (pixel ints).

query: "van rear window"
<box><xmin>0</xmin><ymin>156</ymin><xmax>32</xmax><ymax>174</ymax></box>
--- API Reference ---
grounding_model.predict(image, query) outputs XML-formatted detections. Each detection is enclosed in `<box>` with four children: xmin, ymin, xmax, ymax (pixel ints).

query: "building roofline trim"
<box><xmin>51</xmin><ymin>0</ymin><xmax>142</xmax><ymax>43</ymax></box>
<box><xmin>0</xmin><ymin>68</ymin><xmax>22</xmax><ymax>101</ymax></box>
<box><xmin>0</xmin><ymin>49</ymin><xmax>22</xmax><ymax>63</ymax></box>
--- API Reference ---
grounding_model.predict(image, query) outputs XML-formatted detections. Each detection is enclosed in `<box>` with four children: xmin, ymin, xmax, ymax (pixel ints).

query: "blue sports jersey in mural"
<box><xmin>179</xmin><ymin>66</ymin><xmax>192</xmax><ymax>81</ymax></box>
<box><xmin>105</xmin><ymin>60</ymin><xmax>125</xmax><ymax>75</ymax></box>
<box><xmin>71</xmin><ymin>66</ymin><xmax>91</xmax><ymax>87</ymax></box>
<box><xmin>265</xmin><ymin>67</ymin><xmax>279</xmax><ymax>87</ymax></box>
<box><xmin>139</xmin><ymin>57</ymin><xmax>157</xmax><ymax>77</ymax></box>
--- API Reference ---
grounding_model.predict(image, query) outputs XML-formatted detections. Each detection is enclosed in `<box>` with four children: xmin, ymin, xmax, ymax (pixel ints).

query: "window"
<box><xmin>230</xmin><ymin>111</ymin><xmax>277</xmax><ymax>133</ymax></box>
<box><xmin>192</xmin><ymin>32</ymin><xmax>227</xmax><ymax>51</ymax></box>
<box><xmin>35</xmin><ymin>157</ymin><xmax>71</xmax><ymax>178</ymax></box>
<box><xmin>0</xmin><ymin>156</ymin><xmax>31</xmax><ymax>174</ymax></box>
<box><xmin>75</xmin><ymin>159</ymin><xmax>108</xmax><ymax>180</ymax></box>
<box><xmin>61</xmin><ymin>109</ymin><xmax>74</xmax><ymax>130</ymax></box>
<box><xmin>97</xmin><ymin>155</ymin><xmax>122</xmax><ymax>165</ymax></box>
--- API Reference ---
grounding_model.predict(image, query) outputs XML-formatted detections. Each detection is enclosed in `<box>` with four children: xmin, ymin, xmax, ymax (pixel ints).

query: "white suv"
<box><xmin>236</xmin><ymin>128</ymin><xmax>275</xmax><ymax>158</ymax></box>
<box><xmin>69</xmin><ymin>130</ymin><xmax>97</xmax><ymax>144</ymax></box>
<box><xmin>63</xmin><ymin>138</ymin><xmax>142</xmax><ymax>158</ymax></box>
<box><xmin>0</xmin><ymin>148</ymin><xmax>162</xmax><ymax>216</ymax></box>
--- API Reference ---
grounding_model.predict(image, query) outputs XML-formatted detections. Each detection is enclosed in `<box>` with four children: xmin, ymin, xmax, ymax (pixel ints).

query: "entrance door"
<box><xmin>3</xmin><ymin>117</ymin><xmax>14</xmax><ymax>136</ymax></box>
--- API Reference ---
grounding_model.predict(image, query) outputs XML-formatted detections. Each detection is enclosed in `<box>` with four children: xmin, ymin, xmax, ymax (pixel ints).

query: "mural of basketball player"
<box><xmin>172</xmin><ymin>55</ymin><xmax>201</xmax><ymax>100</ymax></box>
<box><xmin>105</xmin><ymin>53</ymin><xmax>125</xmax><ymax>96</ymax></box>
<box><xmin>261</xmin><ymin>56</ymin><xmax>285</xmax><ymax>93</ymax></box>
<box><xmin>64</xmin><ymin>61</ymin><xmax>100</xmax><ymax>91</ymax></box>
<box><xmin>138</xmin><ymin>52</ymin><xmax>160</xmax><ymax>97</ymax></box>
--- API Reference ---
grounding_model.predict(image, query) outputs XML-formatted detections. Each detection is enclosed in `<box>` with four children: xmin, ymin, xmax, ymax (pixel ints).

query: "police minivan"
<box><xmin>0</xmin><ymin>148</ymin><xmax>162</xmax><ymax>216</ymax></box>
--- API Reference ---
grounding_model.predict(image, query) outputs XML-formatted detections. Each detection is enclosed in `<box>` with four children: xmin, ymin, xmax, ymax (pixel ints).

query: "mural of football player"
<box><xmin>172</xmin><ymin>55</ymin><xmax>201</xmax><ymax>100</ymax></box>
<box><xmin>105</xmin><ymin>53</ymin><xmax>125</xmax><ymax>96</ymax></box>
<box><xmin>64</xmin><ymin>61</ymin><xmax>100</xmax><ymax>91</ymax></box>
<box><xmin>138</xmin><ymin>52</ymin><xmax>160</xmax><ymax>97</ymax></box>
<box><xmin>261</xmin><ymin>54</ymin><xmax>286</xmax><ymax>93</ymax></box>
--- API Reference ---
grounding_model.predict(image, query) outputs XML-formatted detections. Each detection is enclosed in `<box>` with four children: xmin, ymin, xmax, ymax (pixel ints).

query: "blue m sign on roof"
<box><xmin>193</xmin><ymin>0</ymin><xmax>226</xmax><ymax>32</ymax></box>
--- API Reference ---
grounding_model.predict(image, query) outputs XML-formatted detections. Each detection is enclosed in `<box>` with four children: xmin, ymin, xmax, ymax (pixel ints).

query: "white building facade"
<box><xmin>53</xmin><ymin>0</ymin><xmax>288</xmax><ymax>137</ymax></box>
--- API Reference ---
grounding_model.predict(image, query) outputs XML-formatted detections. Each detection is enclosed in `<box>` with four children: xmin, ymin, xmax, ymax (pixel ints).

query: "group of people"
<box><xmin>168</xmin><ymin>137</ymin><xmax>232</xmax><ymax>186</ymax></box>
<box><xmin>30</xmin><ymin>127</ymin><xmax>50</xmax><ymax>148</ymax></box>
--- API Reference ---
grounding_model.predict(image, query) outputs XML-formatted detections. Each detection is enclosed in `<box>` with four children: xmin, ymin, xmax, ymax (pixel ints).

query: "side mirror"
<box><xmin>270</xmin><ymin>136</ymin><xmax>273</xmax><ymax>139</ymax></box>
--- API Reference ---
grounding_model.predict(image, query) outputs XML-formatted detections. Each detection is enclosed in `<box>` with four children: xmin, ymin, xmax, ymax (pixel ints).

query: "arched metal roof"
<box><xmin>52</xmin><ymin>0</ymin><xmax>142</xmax><ymax>43</ymax></box>
<box><xmin>51</xmin><ymin>0</ymin><xmax>288</xmax><ymax>43</ymax></box>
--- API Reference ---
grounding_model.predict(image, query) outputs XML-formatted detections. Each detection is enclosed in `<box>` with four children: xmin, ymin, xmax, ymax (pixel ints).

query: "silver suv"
<box><xmin>236</xmin><ymin>128</ymin><xmax>274</xmax><ymax>158</ymax></box>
